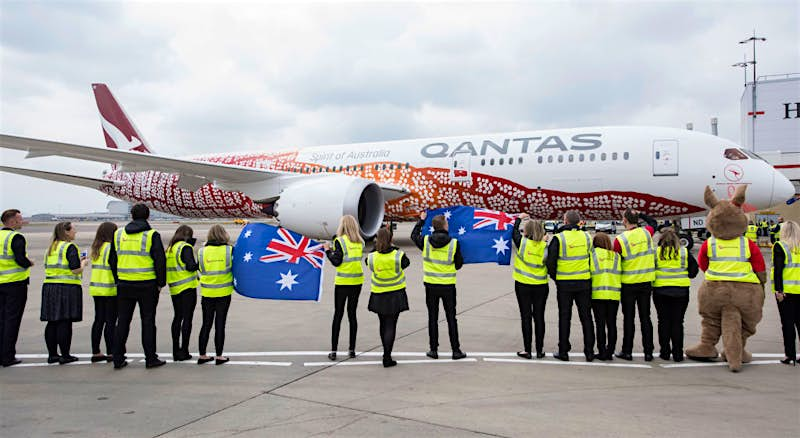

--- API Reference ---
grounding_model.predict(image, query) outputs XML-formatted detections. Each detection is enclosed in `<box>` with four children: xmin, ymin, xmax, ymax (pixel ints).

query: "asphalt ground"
<box><xmin>1</xmin><ymin>221</ymin><xmax>798</xmax><ymax>437</ymax></box>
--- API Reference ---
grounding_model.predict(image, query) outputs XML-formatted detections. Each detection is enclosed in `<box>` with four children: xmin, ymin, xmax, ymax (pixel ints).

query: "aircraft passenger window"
<box><xmin>579</xmin><ymin>154</ymin><xmax>585</xmax><ymax>162</ymax></box>
<box><xmin>381</xmin><ymin>164</ymin><xmax>386</xmax><ymax>170</ymax></box>
<box><xmin>538</xmin><ymin>156</ymin><xmax>543</xmax><ymax>164</ymax></box>
<box><xmin>509</xmin><ymin>157</ymin><xmax>514</xmax><ymax>165</ymax></box>
<box><xmin>590</xmin><ymin>153</ymin><xmax>596</xmax><ymax>162</ymax></box>
<box><xmin>601</xmin><ymin>153</ymin><xmax>607</xmax><ymax>161</ymax></box>
<box><xmin>612</xmin><ymin>152</ymin><xmax>618</xmax><ymax>160</ymax></box>
<box><xmin>490</xmin><ymin>158</ymin><xmax>495</xmax><ymax>165</ymax></box>
<box><xmin>481</xmin><ymin>159</ymin><xmax>486</xmax><ymax>166</ymax></box>
<box><xmin>390</xmin><ymin>164</ymin><xmax>395</xmax><ymax>170</ymax></box>
<box><xmin>724</xmin><ymin>148</ymin><xmax>749</xmax><ymax>160</ymax></box>
<box><xmin>547</xmin><ymin>156</ymin><xmax>553</xmax><ymax>163</ymax></box>
<box><xmin>519</xmin><ymin>157</ymin><xmax>523</xmax><ymax>164</ymax></box>
<box><xmin>406</xmin><ymin>163</ymin><xmax>410</xmax><ymax>169</ymax></box>
<box><xmin>623</xmin><ymin>152</ymin><xmax>629</xmax><ymax>160</ymax></box>
<box><xmin>499</xmin><ymin>158</ymin><xmax>504</xmax><ymax>165</ymax></box>
<box><xmin>557</xmin><ymin>155</ymin><xmax>563</xmax><ymax>163</ymax></box>
<box><xmin>568</xmin><ymin>155</ymin><xmax>574</xmax><ymax>162</ymax></box>
<box><xmin>374</xmin><ymin>165</ymin><xmax>378</xmax><ymax>170</ymax></box>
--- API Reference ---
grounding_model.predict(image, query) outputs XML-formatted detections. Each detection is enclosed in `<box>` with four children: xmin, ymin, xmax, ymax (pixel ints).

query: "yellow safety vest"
<box><xmin>198</xmin><ymin>245</ymin><xmax>234</xmax><ymax>297</ymax></box>
<box><xmin>166</xmin><ymin>241</ymin><xmax>198</xmax><ymax>295</ymax></box>
<box><xmin>367</xmin><ymin>249</ymin><xmax>406</xmax><ymax>293</ymax></box>
<box><xmin>555</xmin><ymin>229</ymin><xmax>591</xmax><ymax>280</ymax></box>
<box><xmin>654</xmin><ymin>247</ymin><xmax>690</xmax><ymax>288</ymax></box>
<box><xmin>513</xmin><ymin>238</ymin><xmax>548</xmax><ymax>285</ymax></box>
<box><xmin>44</xmin><ymin>241</ymin><xmax>81</xmax><ymax>285</ymax></box>
<box><xmin>89</xmin><ymin>242</ymin><xmax>116</xmax><ymax>296</ymax></box>
<box><xmin>616</xmin><ymin>227</ymin><xmax>656</xmax><ymax>284</ymax></box>
<box><xmin>114</xmin><ymin>228</ymin><xmax>156</xmax><ymax>281</ymax></box>
<box><xmin>590</xmin><ymin>248</ymin><xmax>621</xmax><ymax>300</ymax></box>
<box><xmin>705</xmin><ymin>237</ymin><xmax>759</xmax><ymax>283</ymax></box>
<box><xmin>744</xmin><ymin>225</ymin><xmax>758</xmax><ymax>241</ymax></box>
<box><xmin>334</xmin><ymin>235</ymin><xmax>364</xmax><ymax>286</ymax></box>
<box><xmin>0</xmin><ymin>229</ymin><xmax>30</xmax><ymax>283</ymax></box>
<box><xmin>772</xmin><ymin>241</ymin><xmax>800</xmax><ymax>294</ymax></box>
<box><xmin>422</xmin><ymin>236</ymin><xmax>457</xmax><ymax>285</ymax></box>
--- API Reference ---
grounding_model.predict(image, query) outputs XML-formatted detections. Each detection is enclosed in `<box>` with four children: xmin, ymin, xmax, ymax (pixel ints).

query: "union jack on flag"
<box><xmin>473</xmin><ymin>208</ymin><xmax>516</xmax><ymax>231</ymax></box>
<box><xmin>422</xmin><ymin>206</ymin><xmax>515</xmax><ymax>265</ymax></box>
<box><xmin>259</xmin><ymin>227</ymin><xmax>325</xmax><ymax>268</ymax></box>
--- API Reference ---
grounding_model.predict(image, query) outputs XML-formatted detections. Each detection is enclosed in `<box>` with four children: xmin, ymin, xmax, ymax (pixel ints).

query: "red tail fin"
<box><xmin>92</xmin><ymin>83</ymin><xmax>154</xmax><ymax>154</ymax></box>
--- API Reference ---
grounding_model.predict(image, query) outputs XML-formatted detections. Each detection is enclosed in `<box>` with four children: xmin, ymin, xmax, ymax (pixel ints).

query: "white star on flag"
<box><xmin>428</xmin><ymin>226</ymin><xmax>435</xmax><ymax>233</ymax></box>
<box><xmin>243</xmin><ymin>252</ymin><xmax>253</xmax><ymax>262</ymax></box>
<box><xmin>492</xmin><ymin>236</ymin><xmax>509</xmax><ymax>255</ymax></box>
<box><xmin>233</xmin><ymin>278</ymin><xmax>238</xmax><ymax>287</ymax></box>
<box><xmin>444</xmin><ymin>210</ymin><xmax>452</xmax><ymax>220</ymax></box>
<box><xmin>458</xmin><ymin>226</ymin><xmax>466</xmax><ymax>235</ymax></box>
<box><xmin>276</xmin><ymin>270</ymin><xmax>299</xmax><ymax>291</ymax></box>
<box><xmin>244</xmin><ymin>230</ymin><xmax>252</xmax><ymax>238</ymax></box>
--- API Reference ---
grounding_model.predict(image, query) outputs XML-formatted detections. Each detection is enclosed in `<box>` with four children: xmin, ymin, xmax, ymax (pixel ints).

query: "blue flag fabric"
<box><xmin>422</xmin><ymin>206</ymin><xmax>516</xmax><ymax>265</ymax></box>
<box><xmin>232</xmin><ymin>223</ymin><xmax>325</xmax><ymax>301</ymax></box>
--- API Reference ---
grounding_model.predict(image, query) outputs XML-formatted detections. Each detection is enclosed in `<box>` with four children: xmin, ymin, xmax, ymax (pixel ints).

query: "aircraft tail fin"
<box><xmin>92</xmin><ymin>83</ymin><xmax>155</xmax><ymax>154</ymax></box>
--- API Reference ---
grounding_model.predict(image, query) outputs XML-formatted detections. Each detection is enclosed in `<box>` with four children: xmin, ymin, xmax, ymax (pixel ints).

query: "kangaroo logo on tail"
<box><xmin>92</xmin><ymin>83</ymin><xmax>154</xmax><ymax>154</ymax></box>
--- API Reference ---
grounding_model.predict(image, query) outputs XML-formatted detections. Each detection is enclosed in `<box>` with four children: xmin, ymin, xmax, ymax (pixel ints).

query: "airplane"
<box><xmin>0</xmin><ymin>83</ymin><xmax>795</xmax><ymax>241</ymax></box>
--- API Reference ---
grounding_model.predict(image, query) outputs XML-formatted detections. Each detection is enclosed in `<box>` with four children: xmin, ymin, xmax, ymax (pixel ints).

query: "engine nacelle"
<box><xmin>274</xmin><ymin>174</ymin><xmax>384</xmax><ymax>239</ymax></box>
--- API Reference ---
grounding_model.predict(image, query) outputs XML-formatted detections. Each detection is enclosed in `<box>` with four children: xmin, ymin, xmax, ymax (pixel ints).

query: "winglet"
<box><xmin>92</xmin><ymin>83</ymin><xmax>154</xmax><ymax>154</ymax></box>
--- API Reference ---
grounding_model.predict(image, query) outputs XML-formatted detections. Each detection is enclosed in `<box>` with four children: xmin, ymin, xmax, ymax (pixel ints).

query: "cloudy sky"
<box><xmin>1</xmin><ymin>0</ymin><xmax>798</xmax><ymax>215</ymax></box>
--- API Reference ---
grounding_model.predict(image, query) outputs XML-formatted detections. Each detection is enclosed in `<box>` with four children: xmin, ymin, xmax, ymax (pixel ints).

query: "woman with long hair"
<box><xmin>365</xmin><ymin>227</ymin><xmax>410</xmax><ymax>367</ymax></box>
<box><xmin>167</xmin><ymin>225</ymin><xmax>199</xmax><ymax>361</ymax></box>
<box><xmin>197</xmin><ymin>225</ymin><xmax>233</xmax><ymax>365</ymax></box>
<box><xmin>41</xmin><ymin>222</ymin><xmax>87</xmax><ymax>364</ymax></box>
<box><xmin>88</xmin><ymin>222</ymin><xmax>117</xmax><ymax>362</ymax></box>
<box><xmin>772</xmin><ymin>220</ymin><xmax>800</xmax><ymax>365</ymax></box>
<box><xmin>323</xmin><ymin>215</ymin><xmax>365</xmax><ymax>361</ymax></box>
<box><xmin>652</xmin><ymin>228</ymin><xmax>698</xmax><ymax>362</ymax></box>
<box><xmin>511</xmin><ymin>213</ymin><xmax>548</xmax><ymax>359</ymax></box>
<box><xmin>589</xmin><ymin>232</ymin><xmax>621</xmax><ymax>361</ymax></box>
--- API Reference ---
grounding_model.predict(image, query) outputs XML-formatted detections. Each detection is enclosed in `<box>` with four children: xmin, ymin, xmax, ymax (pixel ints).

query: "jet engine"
<box><xmin>273</xmin><ymin>174</ymin><xmax>384</xmax><ymax>239</ymax></box>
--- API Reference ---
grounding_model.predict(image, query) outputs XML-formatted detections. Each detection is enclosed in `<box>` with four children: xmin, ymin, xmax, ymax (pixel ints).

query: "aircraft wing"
<box><xmin>0</xmin><ymin>165</ymin><xmax>124</xmax><ymax>190</ymax></box>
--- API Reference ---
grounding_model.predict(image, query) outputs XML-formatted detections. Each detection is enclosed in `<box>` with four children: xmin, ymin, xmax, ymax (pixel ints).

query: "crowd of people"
<box><xmin>0</xmin><ymin>203</ymin><xmax>798</xmax><ymax>369</ymax></box>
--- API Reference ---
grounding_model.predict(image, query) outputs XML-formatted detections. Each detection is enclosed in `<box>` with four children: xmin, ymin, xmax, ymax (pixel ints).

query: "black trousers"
<box><xmin>44</xmin><ymin>320</ymin><xmax>72</xmax><ymax>357</ymax></box>
<box><xmin>113</xmin><ymin>284</ymin><xmax>159</xmax><ymax>364</ymax></box>
<box><xmin>591</xmin><ymin>299</ymin><xmax>619</xmax><ymax>357</ymax></box>
<box><xmin>0</xmin><ymin>282</ymin><xmax>27</xmax><ymax>364</ymax></box>
<box><xmin>378</xmin><ymin>313</ymin><xmax>399</xmax><ymax>359</ymax></box>
<box><xmin>514</xmin><ymin>282</ymin><xmax>549</xmax><ymax>354</ymax></box>
<box><xmin>171</xmin><ymin>288</ymin><xmax>197</xmax><ymax>354</ymax></box>
<box><xmin>91</xmin><ymin>296</ymin><xmax>117</xmax><ymax>355</ymax></box>
<box><xmin>425</xmin><ymin>285</ymin><xmax>460</xmax><ymax>351</ymax></box>
<box><xmin>331</xmin><ymin>285</ymin><xmax>361</xmax><ymax>351</ymax></box>
<box><xmin>199</xmin><ymin>295</ymin><xmax>231</xmax><ymax>357</ymax></box>
<box><xmin>653</xmin><ymin>293</ymin><xmax>689</xmax><ymax>358</ymax></box>
<box><xmin>776</xmin><ymin>293</ymin><xmax>800</xmax><ymax>359</ymax></box>
<box><xmin>556</xmin><ymin>283</ymin><xmax>595</xmax><ymax>355</ymax></box>
<box><xmin>620</xmin><ymin>282</ymin><xmax>654</xmax><ymax>355</ymax></box>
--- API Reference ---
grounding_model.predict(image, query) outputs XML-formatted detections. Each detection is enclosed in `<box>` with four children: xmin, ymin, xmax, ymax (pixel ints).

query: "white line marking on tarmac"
<box><xmin>12</xmin><ymin>361</ymin><xmax>93</xmax><ymax>368</ymax></box>
<box><xmin>483</xmin><ymin>358</ymin><xmax>652</xmax><ymax>368</ymax></box>
<box><xmin>135</xmin><ymin>359</ymin><xmax>293</xmax><ymax>367</ymax></box>
<box><xmin>304</xmin><ymin>358</ymin><xmax>479</xmax><ymax>367</ymax></box>
<box><xmin>660</xmin><ymin>360</ymin><xmax>781</xmax><ymax>368</ymax></box>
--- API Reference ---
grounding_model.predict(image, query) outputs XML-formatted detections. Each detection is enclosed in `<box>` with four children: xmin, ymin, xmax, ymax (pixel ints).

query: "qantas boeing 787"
<box><xmin>0</xmin><ymin>83</ymin><xmax>794</xmax><ymax>239</ymax></box>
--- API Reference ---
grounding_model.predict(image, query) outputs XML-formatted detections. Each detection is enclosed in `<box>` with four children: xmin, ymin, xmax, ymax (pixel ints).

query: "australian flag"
<box><xmin>232</xmin><ymin>223</ymin><xmax>325</xmax><ymax>301</ymax></box>
<box><xmin>422</xmin><ymin>206</ymin><xmax>516</xmax><ymax>265</ymax></box>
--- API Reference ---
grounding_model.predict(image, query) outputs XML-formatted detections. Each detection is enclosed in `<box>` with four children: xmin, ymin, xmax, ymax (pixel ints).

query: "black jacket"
<box><xmin>324</xmin><ymin>237</ymin><xmax>365</xmax><ymax>267</ymax></box>
<box><xmin>109</xmin><ymin>220</ymin><xmax>167</xmax><ymax>288</ymax></box>
<box><xmin>410</xmin><ymin>219</ymin><xmax>464</xmax><ymax>269</ymax></box>
<box><xmin>175</xmin><ymin>239</ymin><xmax>199</xmax><ymax>272</ymax></box>
<box><xmin>1</xmin><ymin>227</ymin><xmax>32</xmax><ymax>286</ymax></box>
<box><xmin>772</xmin><ymin>243</ymin><xmax>786</xmax><ymax>291</ymax></box>
<box><xmin>546</xmin><ymin>223</ymin><xmax>591</xmax><ymax>290</ymax></box>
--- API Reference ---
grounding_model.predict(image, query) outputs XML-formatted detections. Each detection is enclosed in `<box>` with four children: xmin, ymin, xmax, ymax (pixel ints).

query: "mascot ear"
<box><xmin>731</xmin><ymin>185</ymin><xmax>747</xmax><ymax>207</ymax></box>
<box><xmin>704</xmin><ymin>186</ymin><xmax>719</xmax><ymax>208</ymax></box>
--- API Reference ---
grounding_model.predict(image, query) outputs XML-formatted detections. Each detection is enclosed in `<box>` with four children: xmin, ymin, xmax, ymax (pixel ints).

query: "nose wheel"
<box><xmin>679</xmin><ymin>232</ymin><xmax>694</xmax><ymax>250</ymax></box>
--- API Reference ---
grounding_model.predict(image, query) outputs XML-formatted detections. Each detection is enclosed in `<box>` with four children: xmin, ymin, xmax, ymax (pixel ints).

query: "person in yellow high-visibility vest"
<box><xmin>365</xmin><ymin>227</ymin><xmax>410</xmax><ymax>368</ymax></box>
<box><xmin>88</xmin><ymin>222</ymin><xmax>118</xmax><ymax>363</ymax></box>
<box><xmin>166</xmin><ymin>225</ymin><xmax>199</xmax><ymax>362</ymax></box>
<box><xmin>323</xmin><ymin>215</ymin><xmax>365</xmax><ymax>361</ymax></box>
<box><xmin>652</xmin><ymin>228</ymin><xmax>698</xmax><ymax>363</ymax></box>
<box><xmin>744</xmin><ymin>221</ymin><xmax>758</xmax><ymax>242</ymax></box>
<box><xmin>0</xmin><ymin>209</ymin><xmax>33</xmax><ymax>367</ymax></box>
<box><xmin>197</xmin><ymin>225</ymin><xmax>234</xmax><ymax>365</ymax></box>
<box><xmin>41</xmin><ymin>222</ymin><xmax>87</xmax><ymax>365</ymax></box>
<box><xmin>546</xmin><ymin>209</ymin><xmax>595</xmax><ymax>362</ymax></box>
<box><xmin>772</xmin><ymin>220</ymin><xmax>800</xmax><ymax>365</ymax></box>
<box><xmin>110</xmin><ymin>203</ymin><xmax>167</xmax><ymax>369</ymax></box>
<box><xmin>590</xmin><ymin>233</ymin><xmax>621</xmax><ymax>361</ymax></box>
<box><xmin>411</xmin><ymin>211</ymin><xmax>466</xmax><ymax>360</ymax></box>
<box><xmin>511</xmin><ymin>214</ymin><xmax>548</xmax><ymax>359</ymax></box>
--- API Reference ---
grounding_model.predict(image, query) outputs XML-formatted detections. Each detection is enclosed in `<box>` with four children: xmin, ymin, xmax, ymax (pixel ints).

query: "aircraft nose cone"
<box><xmin>772</xmin><ymin>170</ymin><xmax>796</xmax><ymax>206</ymax></box>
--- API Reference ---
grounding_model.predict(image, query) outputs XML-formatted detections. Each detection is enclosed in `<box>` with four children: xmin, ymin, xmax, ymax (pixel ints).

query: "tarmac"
<box><xmin>1</xmin><ymin>221</ymin><xmax>798</xmax><ymax>437</ymax></box>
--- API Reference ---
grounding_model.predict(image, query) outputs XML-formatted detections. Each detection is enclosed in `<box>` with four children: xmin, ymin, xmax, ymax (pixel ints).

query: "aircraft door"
<box><xmin>450</xmin><ymin>152</ymin><xmax>472</xmax><ymax>183</ymax></box>
<box><xmin>653</xmin><ymin>140</ymin><xmax>679</xmax><ymax>176</ymax></box>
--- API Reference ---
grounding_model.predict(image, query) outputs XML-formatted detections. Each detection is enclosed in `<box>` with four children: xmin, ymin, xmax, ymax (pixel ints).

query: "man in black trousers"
<box><xmin>0</xmin><ymin>209</ymin><xmax>33</xmax><ymax>367</ymax></box>
<box><xmin>111</xmin><ymin>204</ymin><xmax>167</xmax><ymax>369</ymax></box>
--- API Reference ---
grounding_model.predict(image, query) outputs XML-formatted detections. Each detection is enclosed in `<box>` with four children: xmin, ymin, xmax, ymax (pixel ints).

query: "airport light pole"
<box><xmin>738</xmin><ymin>32</ymin><xmax>766</xmax><ymax>151</ymax></box>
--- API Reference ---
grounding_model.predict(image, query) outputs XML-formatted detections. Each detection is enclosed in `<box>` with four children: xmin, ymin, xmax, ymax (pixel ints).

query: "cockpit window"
<box><xmin>741</xmin><ymin>149</ymin><xmax>766</xmax><ymax>161</ymax></box>
<box><xmin>724</xmin><ymin>148</ymin><xmax>748</xmax><ymax>160</ymax></box>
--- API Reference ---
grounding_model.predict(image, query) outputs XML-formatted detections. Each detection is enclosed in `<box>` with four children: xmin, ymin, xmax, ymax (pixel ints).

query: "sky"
<box><xmin>1</xmin><ymin>0</ymin><xmax>798</xmax><ymax>215</ymax></box>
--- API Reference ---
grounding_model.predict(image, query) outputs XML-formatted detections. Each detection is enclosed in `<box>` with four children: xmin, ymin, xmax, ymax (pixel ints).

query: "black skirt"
<box><xmin>368</xmin><ymin>288</ymin><xmax>409</xmax><ymax>315</ymax></box>
<box><xmin>40</xmin><ymin>283</ymin><xmax>83</xmax><ymax>322</ymax></box>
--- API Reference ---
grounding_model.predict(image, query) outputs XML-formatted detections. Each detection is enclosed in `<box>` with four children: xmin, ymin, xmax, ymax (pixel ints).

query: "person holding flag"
<box><xmin>411</xmin><ymin>211</ymin><xmax>467</xmax><ymax>361</ymax></box>
<box><xmin>197</xmin><ymin>225</ymin><xmax>234</xmax><ymax>366</ymax></box>
<box><xmin>366</xmin><ymin>227</ymin><xmax>410</xmax><ymax>368</ymax></box>
<box><xmin>511</xmin><ymin>214</ymin><xmax>549</xmax><ymax>359</ymax></box>
<box><xmin>323</xmin><ymin>215</ymin><xmax>364</xmax><ymax>361</ymax></box>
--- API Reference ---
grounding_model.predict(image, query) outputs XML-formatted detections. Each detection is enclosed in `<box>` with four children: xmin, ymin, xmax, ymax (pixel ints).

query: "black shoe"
<box><xmin>780</xmin><ymin>358</ymin><xmax>797</xmax><ymax>366</ymax></box>
<box><xmin>659</xmin><ymin>351</ymin><xmax>670</xmax><ymax>361</ymax></box>
<box><xmin>452</xmin><ymin>350</ymin><xmax>467</xmax><ymax>360</ymax></box>
<box><xmin>197</xmin><ymin>357</ymin><xmax>214</xmax><ymax>365</ymax></box>
<box><xmin>585</xmin><ymin>353</ymin><xmax>594</xmax><ymax>362</ymax></box>
<box><xmin>114</xmin><ymin>360</ymin><xmax>128</xmax><ymax>369</ymax></box>
<box><xmin>644</xmin><ymin>353</ymin><xmax>654</xmax><ymax>362</ymax></box>
<box><xmin>536</xmin><ymin>351</ymin><xmax>545</xmax><ymax>359</ymax></box>
<box><xmin>2</xmin><ymin>358</ymin><xmax>22</xmax><ymax>367</ymax></box>
<box><xmin>91</xmin><ymin>355</ymin><xmax>108</xmax><ymax>363</ymax></box>
<box><xmin>181</xmin><ymin>350</ymin><xmax>193</xmax><ymax>361</ymax></box>
<box><xmin>106</xmin><ymin>356</ymin><xmax>114</xmax><ymax>363</ymax></box>
<box><xmin>593</xmin><ymin>353</ymin><xmax>606</xmax><ymax>361</ymax></box>
<box><xmin>348</xmin><ymin>350</ymin><xmax>356</xmax><ymax>358</ymax></box>
<box><xmin>615</xmin><ymin>352</ymin><xmax>633</xmax><ymax>361</ymax></box>
<box><xmin>382</xmin><ymin>358</ymin><xmax>397</xmax><ymax>368</ymax></box>
<box><xmin>327</xmin><ymin>352</ymin><xmax>337</xmax><ymax>361</ymax></box>
<box><xmin>673</xmin><ymin>354</ymin><xmax>684</xmax><ymax>362</ymax></box>
<box><xmin>59</xmin><ymin>355</ymin><xmax>78</xmax><ymax>365</ymax></box>
<box><xmin>173</xmin><ymin>350</ymin><xmax>181</xmax><ymax>362</ymax></box>
<box><xmin>48</xmin><ymin>356</ymin><xmax>61</xmax><ymax>364</ymax></box>
<box><xmin>426</xmin><ymin>350</ymin><xmax>438</xmax><ymax>359</ymax></box>
<box><xmin>145</xmin><ymin>359</ymin><xmax>166</xmax><ymax>369</ymax></box>
<box><xmin>552</xmin><ymin>352</ymin><xmax>569</xmax><ymax>361</ymax></box>
<box><xmin>517</xmin><ymin>351</ymin><xmax>532</xmax><ymax>360</ymax></box>
<box><xmin>215</xmin><ymin>357</ymin><xmax>229</xmax><ymax>365</ymax></box>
